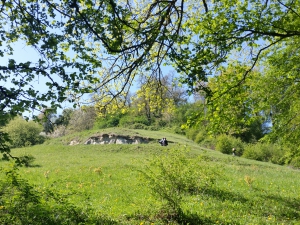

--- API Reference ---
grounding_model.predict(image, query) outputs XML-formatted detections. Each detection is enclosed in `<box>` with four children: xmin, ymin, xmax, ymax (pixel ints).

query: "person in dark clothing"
<box><xmin>232</xmin><ymin>148</ymin><xmax>236</xmax><ymax>156</ymax></box>
<box><xmin>159</xmin><ymin>137</ymin><xmax>168</xmax><ymax>146</ymax></box>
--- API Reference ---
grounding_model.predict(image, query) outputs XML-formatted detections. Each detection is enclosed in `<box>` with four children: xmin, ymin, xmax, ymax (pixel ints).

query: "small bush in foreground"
<box><xmin>140</xmin><ymin>146</ymin><xmax>218</xmax><ymax>223</ymax></box>
<box><xmin>19</xmin><ymin>154</ymin><xmax>36</xmax><ymax>167</ymax></box>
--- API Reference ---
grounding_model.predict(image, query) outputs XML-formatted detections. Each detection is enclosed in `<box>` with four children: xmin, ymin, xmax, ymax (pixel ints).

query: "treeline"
<box><xmin>3</xmin><ymin>82</ymin><xmax>300</xmax><ymax>169</ymax></box>
<box><xmin>3</xmin><ymin>67</ymin><xmax>300</xmax><ymax>169</ymax></box>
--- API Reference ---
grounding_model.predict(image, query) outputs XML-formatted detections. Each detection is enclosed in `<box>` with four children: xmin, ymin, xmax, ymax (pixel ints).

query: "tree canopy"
<box><xmin>1</xmin><ymin>0</ymin><xmax>300</xmax><ymax>158</ymax></box>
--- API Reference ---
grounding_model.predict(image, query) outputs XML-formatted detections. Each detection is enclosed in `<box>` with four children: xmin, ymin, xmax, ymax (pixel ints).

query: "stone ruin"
<box><xmin>69</xmin><ymin>133</ymin><xmax>153</xmax><ymax>145</ymax></box>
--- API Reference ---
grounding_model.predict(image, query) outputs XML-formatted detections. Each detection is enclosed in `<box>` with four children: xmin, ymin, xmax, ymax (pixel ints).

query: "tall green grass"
<box><xmin>1</xmin><ymin>129</ymin><xmax>300</xmax><ymax>224</ymax></box>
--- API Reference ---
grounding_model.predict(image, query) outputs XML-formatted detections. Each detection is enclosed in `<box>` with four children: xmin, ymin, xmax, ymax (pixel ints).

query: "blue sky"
<box><xmin>1</xmin><ymin>39</ymin><xmax>181</xmax><ymax>118</ymax></box>
<box><xmin>0</xmin><ymin>41</ymin><xmax>75</xmax><ymax>117</ymax></box>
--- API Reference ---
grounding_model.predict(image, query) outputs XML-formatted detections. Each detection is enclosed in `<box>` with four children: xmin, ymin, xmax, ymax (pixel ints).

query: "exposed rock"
<box><xmin>69</xmin><ymin>140</ymin><xmax>80</xmax><ymax>145</ymax></box>
<box><xmin>69</xmin><ymin>133</ymin><xmax>152</xmax><ymax>145</ymax></box>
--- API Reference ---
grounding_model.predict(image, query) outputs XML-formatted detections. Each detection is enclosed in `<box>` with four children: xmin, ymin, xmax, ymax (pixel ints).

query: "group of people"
<box><xmin>159</xmin><ymin>137</ymin><xmax>168</xmax><ymax>146</ymax></box>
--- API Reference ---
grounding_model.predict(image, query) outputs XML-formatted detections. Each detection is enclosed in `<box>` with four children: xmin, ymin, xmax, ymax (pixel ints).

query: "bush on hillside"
<box><xmin>185</xmin><ymin>128</ymin><xmax>199</xmax><ymax>141</ymax></box>
<box><xmin>199</xmin><ymin>137</ymin><xmax>217</xmax><ymax>150</ymax></box>
<box><xmin>146</xmin><ymin>125</ymin><xmax>160</xmax><ymax>131</ymax></box>
<box><xmin>194</xmin><ymin>130</ymin><xmax>207</xmax><ymax>144</ymax></box>
<box><xmin>216</xmin><ymin>134</ymin><xmax>244</xmax><ymax>156</ymax></box>
<box><xmin>95</xmin><ymin>116</ymin><xmax>120</xmax><ymax>129</ymax></box>
<box><xmin>171</xmin><ymin>126</ymin><xmax>185</xmax><ymax>135</ymax></box>
<box><xmin>289</xmin><ymin>156</ymin><xmax>300</xmax><ymax>169</ymax></box>
<box><xmin>2</xmin><ymin>117</ymin><xmax>45</xmax><ymax>148</ymax></box>
<box><xmin>119</xmin><ymin>115</ymin><xmax>150</xmax><ymax>127</ymax></box>
<box><xmin>216</xmin><ymin>134</ymin><xmax>232</xmax><ymax>154</ymax></box>
<box><xmin>140</xmin><ymin>147</ymin><xmax>218</xmax><ymax>222</ymax></box>
<box><xmin>242</xmin><ymin>143</ymin><xmax>286</xmax><ymax>164</ymax></box>
<box><xmin>127</xmin><ymin>123</ymin><xmax>147</xmax><ymax>129</ymax></box>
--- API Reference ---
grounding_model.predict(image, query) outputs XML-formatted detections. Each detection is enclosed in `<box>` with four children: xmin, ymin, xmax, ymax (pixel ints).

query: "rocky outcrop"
<box><xmin>82</xmin><ymin>134</ymin><xmax>152</xmax><ymax>145</ymax></box>
<box><xmin>69</xmin><ymin>140</ymin><xmax>80</xmax><ymax>145</ymax></box>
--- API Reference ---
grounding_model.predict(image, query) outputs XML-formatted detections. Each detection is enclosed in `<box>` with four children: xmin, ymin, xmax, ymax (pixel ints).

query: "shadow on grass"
<box><xmin>255</xmin><ymin>188</ymin><xmax>300</xmax><ymax>220</ymax></box>
<box><xmin>202</xmin><ymin>187</ymin><xmax>248</xmax><ymax>203</ymax></box>
<box><xmin>26</xmin><ymin>164</ymin><xmax>42</xmax><ymax>168</ymax></box>
<box><xmin>127</xmin><ymin>208</ymin><xmax>218</xmax><ymax>225</ymax></box>
<box><xmin>178</xmin><ymin>210</ymin><xmax>237</xmax><ymax>225</ymax></box>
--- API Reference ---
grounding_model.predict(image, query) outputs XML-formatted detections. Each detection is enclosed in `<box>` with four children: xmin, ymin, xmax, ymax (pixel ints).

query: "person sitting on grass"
<box><xmin>159</xmin><ymin>137</ymin><xmax>168</xmax><ymax>146</ymax></box>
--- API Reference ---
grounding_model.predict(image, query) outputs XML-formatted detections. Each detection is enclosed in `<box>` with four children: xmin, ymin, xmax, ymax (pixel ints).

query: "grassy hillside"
<box><xmin>1</xmin><ymin>128</ymin><xmax>300</xmax><ymax>224</ymax></box>
<box><xmin>42</xmin><ymin>128</ymin><xmax>198</xmax><ymax>147</ymax></box>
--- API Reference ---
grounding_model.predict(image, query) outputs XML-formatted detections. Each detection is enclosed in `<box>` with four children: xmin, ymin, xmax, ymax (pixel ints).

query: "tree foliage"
<box><xmin>179</xmin><ymin>0</ymin><xmax>300</xmax><ymax>147</ymax></box>
<box><xmin>67</xmin><ymin>106</ymin><xmax>97</xmax><ymax>132</ymax></box>
<box><xmin>132</xmin><ymin>78</ymin><xmax>176</xmax><ymax>123</ymax></box>
<box><xmin>256</xmin><ymin>41</ymin><xmax>300</xmax><ymax>147</ymax></box>
<box><xmin>1</xmin><ymin>0</ymin><xmax>300</xmax><ymax>159</ymax></box>
<box><xmin>203</xmin><ymin>64</ymin><xmax>265</xmax><ymax>142</ymax></box>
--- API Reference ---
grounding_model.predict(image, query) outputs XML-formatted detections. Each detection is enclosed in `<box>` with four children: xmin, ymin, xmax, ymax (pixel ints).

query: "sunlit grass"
<box><xmin>1</xmin><ymin>128</ymin><xmax>300</xmax><ymax>224</ymax></box>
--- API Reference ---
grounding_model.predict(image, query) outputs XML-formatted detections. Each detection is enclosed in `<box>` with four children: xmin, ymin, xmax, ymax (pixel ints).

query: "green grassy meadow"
<box><xmin>1</xmin><ymin>128</ymin><xmax>300</xmax><ymax>224</ymax></box>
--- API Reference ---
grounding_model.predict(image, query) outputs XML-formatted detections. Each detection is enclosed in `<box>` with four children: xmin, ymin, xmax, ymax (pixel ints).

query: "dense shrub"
<box><xmin>194</xmin><ymin>130</ymin><xmax>207</xmax><ymax>144</ymax></box>
<box><xmin>95</xmin><ymin>116</ymin><xmax>120</xmax><ymax>129</ymax></box>
<box><xmin>270</xmin><ymin>145</ymin><xmax>289</xmax><ymax>165</ymax></box>
<box><xmin>242</xmin><ymin>143</ymin><xmax>286</xmax><ymax>164</ymax></box>
<box><xmin>127</xmin><ymin>123</ymin><xmax>147</xmax><ymax>129</ymax></box>
<box><xmin>243</xmin><ymin>143</ymin><xmax>269</xmax><ymax>161</ymax></box>
<box><xmin>140</xmin><ymin>147</ymin><xmax>218</xmax><ymax>222</ymax></box>
<box><xmin>216</xmin><ymin>134</ymin><xmax>232</xmax><ymax>154</ymax></box>
<box><xmin>156</xmin><ymin>119</ymin><xmax>167</xmax><ymax>127</ymax></box>
<box><xmin>171</xmin><ymin>126</ymin><xmax>185</xmax><ymax>135</ymax></box>
<box><xmin>289</xmin><ymin>156</ymin><xmax>300</xmax><ymax>169</ymax></box>
<box><xmin>147</xmin><ymin>125</ymin><xmax>160</xmax><ymax>131</ymax></box>
<box><xmin>119</xmin><ymin>115</ymin><xmax>150</xmax><ymax>127</ymax></box>
<box><xmin>216</xmin><ymin>134</ymin><xmax>244</xmax><ymax>156</ymax></box>
<box><xmin>199</xmin><ymin>137</ymin><xmax>217</xmax><ymax>150</ymax></box>
<box><xmin>185</xmin><ymin>128</ymin><xmax>199</xmax><ymax>141</ymax></box>
<box><xmin>2</xmin><ymin>117</ymin><xmax>45</xmax><ymax>148</ymax></box>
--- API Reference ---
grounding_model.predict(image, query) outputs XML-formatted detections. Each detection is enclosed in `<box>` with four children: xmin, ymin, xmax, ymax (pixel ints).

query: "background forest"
<box><xmin>3</xmin><ymin>70</ymin><xmax>300</xmax><ymax>169</ymax></box>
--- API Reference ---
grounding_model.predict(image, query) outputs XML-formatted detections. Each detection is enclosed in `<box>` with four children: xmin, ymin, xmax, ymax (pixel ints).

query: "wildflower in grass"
<box><xmin>93</xmin><ymin>167</ymin><xmax>102</xmax><ymax>175</ymax></box>
<box><xmin>44</xmin><ymin>170</ymin><xmax>50</xmax><ymax>179</ymax></box>
<box><xmin>66</xmin><ymin>182</ymin><xmax>72</xmax><ymax>188</ymax></box>
<box><xmin>244</xmin><ymin>175</ymin><xmax>254</xmax><ymax>188</ymax></box>
<box><xmin>268</xmin><ymin>215</ymin><xmax>273</xmax><ymax>221</ymax></box>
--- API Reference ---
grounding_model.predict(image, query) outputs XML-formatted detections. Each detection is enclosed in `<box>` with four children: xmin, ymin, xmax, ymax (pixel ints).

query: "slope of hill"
<box><xmin>1</xmin><ymin>128</ymin><xmax>300</xmax><ymax>224</ymax></box>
